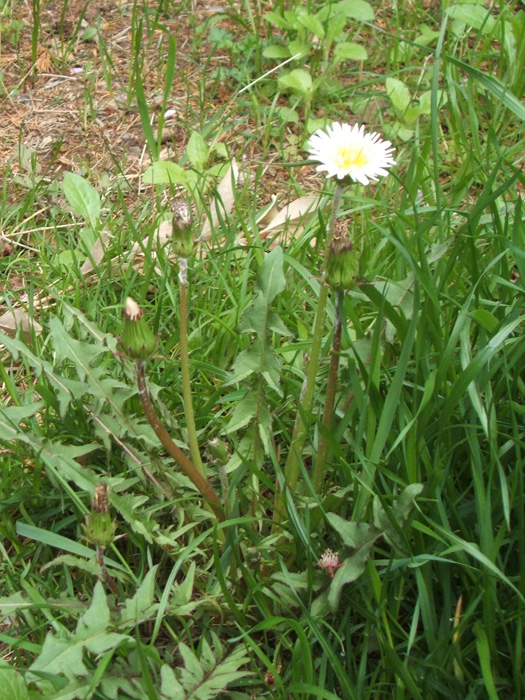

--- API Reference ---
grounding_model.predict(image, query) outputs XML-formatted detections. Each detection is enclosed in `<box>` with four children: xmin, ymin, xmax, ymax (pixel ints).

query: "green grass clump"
<box><xmin>0</xmin><ymin>0</ymin><xmax>523</xmax><ymax>698</ymax></box>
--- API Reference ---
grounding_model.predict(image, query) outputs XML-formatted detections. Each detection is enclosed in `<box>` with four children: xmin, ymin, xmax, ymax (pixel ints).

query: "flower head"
<box><xmin>307</xmin><ymin>122</ymin><xmax>396</xmax><ymax>185</ymax></box>
<box><xmin>318</xmin><ymin>549</ymin><xmax>343</xmax><ymax>578</ymax></box>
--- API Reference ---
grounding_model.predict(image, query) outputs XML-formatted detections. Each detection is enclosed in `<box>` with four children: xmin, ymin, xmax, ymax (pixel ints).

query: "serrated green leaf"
<box><xmin>278</xmin><ymin>69</ymin><xmax>313</xmax><ymax>97</ymax></box>
<box><xmin>162</xmin><ymin>635</ymin><xmax>250</xmax><ymax>700</ymax></box>
<box><xmin>142</xmin><ymin>161</ymin><xmax>189</xmax><ymax>185</ymax></box>
<box><xmin>28</xmin><ymin>583</ymin><xmax>131</xmax><ymax>681</ymax></box>
<box><xmin>186</xmin><ymin>131</ymin><xmax>209</xmax><ymax>171</ymax></box>
<box><xmin>386</xmin><ymin>77</ymin><xmax>411</xmax><ymax>113</ymax></box>
<box><xmin>160</xmin><ymin>664</ymin><xmax>184</xmax><ymax>699</ymax></box>
<box><xmin>111</xmin><ymin>492</ymin><xmax>155</xmax><ymax>542</ymax></box>
<box><xmin>171</xmin><ymin>561</ymin><xmax>196</xmax><ymax>607</ymax></box>
<box><xmin>120</xmin><ymin>565</ymin><xmax>158</xmax><ymax>625</ymax></box>
<box><xmin>0</xmin><ymin>333</ymin><xmax>86</xmax><ymax>418</ymax></box>
<box><xmin>333</xmin><ymin>41</ymin><xmax>367</xmax><ymax>63</ymax></box>
<box><xmin>48</xmin><ymin>316</ymin><xmax>134</xmax><ymax>423</ymax></box>
<box><xmin>62</xmin><ymin>172</ymin><xmax>101</xmax><ymax>230</ymax></box>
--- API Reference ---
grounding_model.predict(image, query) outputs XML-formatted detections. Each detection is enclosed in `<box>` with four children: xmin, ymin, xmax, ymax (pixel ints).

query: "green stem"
<box><xmin>136</xmin><ymin>360</ymin><xmax>224</xmax><ymax>522</ymax></box>
<box><xmin>312</xmin><ymin>289</ymin><xmax>344</xmax><ymax>491</ymax></box>
<box><xmin>275</xmin><ymin>183</ymin><xmax>345</xmax><ymax>520</ymax></box>
<box><xmin>178</xmin><ymin>258</ymin><xmax>205</xmax><ymax>478</ymax></box>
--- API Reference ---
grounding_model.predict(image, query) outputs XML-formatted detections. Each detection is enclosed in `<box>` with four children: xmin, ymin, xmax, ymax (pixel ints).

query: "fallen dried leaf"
<box><xmin>200</xmin><ymin>160</ymin><xmax>239</xmax><ymax>240</ymax></box>
<box><xmin>0</xmin><ymin>309</ymin><xmax>43</xmax><ymax>341</ymax></box>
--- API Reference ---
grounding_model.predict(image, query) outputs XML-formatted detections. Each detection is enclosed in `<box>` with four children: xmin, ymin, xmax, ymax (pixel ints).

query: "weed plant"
<box><xmin>0</xmin><ymin>0</ymin><xmax>524</xmax><ymax>698</ymax></box>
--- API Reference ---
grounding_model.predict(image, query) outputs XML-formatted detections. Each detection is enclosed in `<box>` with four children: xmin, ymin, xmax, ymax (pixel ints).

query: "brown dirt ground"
<box><xmin>1</xmin><ymin>1</ymin><xmax>235</xmax><ymax>180</ymax></box>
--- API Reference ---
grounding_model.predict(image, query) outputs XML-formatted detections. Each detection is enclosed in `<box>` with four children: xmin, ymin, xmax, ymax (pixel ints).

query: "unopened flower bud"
<box><xmin>207</xmin><ymin>438</ymin><xmax>230</xmax><ymax>466</ymax></box>
<box><xmin>171</xmin><ymin>200</ymin><xmax>195</xmax><ymax>258</ymax></box>
<box><xmin>325</xmin><ymin>227</ymin><xmax>358</xmax><ymax>290</ymax></box>
<box><xmin>82</xmin><ymin>483</ymin><xmax>117</xmax><ymax>548</ymax></box>
<box><xmin>120</xmin><ymin>297</ymin><xmax>157</xmax><ymax>360</ymax></box>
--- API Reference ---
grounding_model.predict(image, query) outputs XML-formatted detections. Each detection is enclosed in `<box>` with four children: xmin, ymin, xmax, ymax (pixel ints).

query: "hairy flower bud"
<box><xmin>82</xmin><ymin>483</ymin><xmax>117</xmax><ymax>548</ymax></box>
<box><xmin>207</xmin><ymin>438</ymin><xmax>230</xmax><ymax>466</ymax></box>
<box><xmin>120</xmin><ymin>297</ymin><xmax>157</xmax><ymax>360</ymax></box>
<box><xmin>171</xmin><ymin>199</ymin><xmax>195</xmax><ymax>258</ymax></box>
<box><xmin>326</xmin><ymin>225</ymin><xmax>358</xmax><ymax>290</ymax></box>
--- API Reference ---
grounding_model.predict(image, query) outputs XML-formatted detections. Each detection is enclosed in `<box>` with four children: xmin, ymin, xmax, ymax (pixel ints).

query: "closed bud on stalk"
<box><xmin>82</xmin><ymin>483</ymin><xmax>117</xmax><ymax>548</ymax></box>
<box><xmin>207</xmin><ymin>438</ymin><xmax>230</xmax><ymax>466</ymax></box>
<box><xmin>121</xmin><ymin>297</ymin><xmax>157</xmax><ymax>360</ymax></box>
<box><xmin>171</xmin><ymin>199</ymin><xmax>195</xmax><ymax>258</ymax></box>
<box><xmin>326</xmin><ymin>224</ymin><xmax>358</xmax><ymax>290</ymax></box>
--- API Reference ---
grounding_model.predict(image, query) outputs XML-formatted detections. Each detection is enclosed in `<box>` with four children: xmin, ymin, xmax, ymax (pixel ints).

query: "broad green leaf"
<box><xmin>317</xmin><ymin>0</ymin><xmax>374</xmax><ymax>23</ymax></box>
<box><xmin>419</xmin><ymin>89</ymin><xmax>447</xmax><ymax>115</ymax></box>
<box><xmin>142</xmin><ymin>161</ymin><xmax>189</xmax><ymax>185</ymax></box>
<box><xmin>333</xmin><ymin>41</ymin><xmax>367</xmax><ymax>63</ymax></box>
<box><xmin>324</xmin><ymin>15</ymin><xmax>347</xmax><ymax>44</ymax></box>
<box><xmin>264</xmin><ymin>11</ymin><xmax>294</xmax><ymax>31</ymax></box>
<box><xmin>447</xmin><ymin>4</ymin><xmax>496</xmax><ymax>34</ymax></box>
<box><xmin>328</xmin><ymin>535</ymin><xmax>379</xmax><ymax>611</ymax></box>
<box><xmin>326</xmin><ymin>514</ymin><xmax>380</xmax><ymax>549</ymax></box>
<box><xmin>288</xmin><ymin>40</ymin><xmax>311</xmax><ymax>58</ymax></box>
<box><xmin>39</xmin><ymin>682</ymin><xmax>94</xmax><ymax>700</ymax></box>
<box><xmin>386</xmin><ymin>77</ymin><xmax>411</xmax><ymax>113</ymax></box>
<box><xmin>186</xmin><ymin>131</ymin><xmax>209</xmax><ymax>171</ymax></box>
<box><xmin>0</xmin><ymin>663</ymin><xmax>29</xmax><ymax>700</ymax></box>
<box><xmin>394</xmin><ymin>484</ymin><xmax>424</xmax><ymax>521</ymax></box>
<box><xmin>373</xmin><ymin>484</ymin><xmax>424</xmax><ymax>552</ymax></box>
<box><xmin>262</xmin><ymin>45</ymin><xmax>291</xmax><ymax>59</ymax></box>
<box><xmin>278</xmin><ymin>69</ymin><xmax>313</xmax><ymax>97</ymax></box>
<box><xmin>225</xmin><ymin>392</ymin><xmax>258</xmax><ymax>432</ymax></box>
<box><xmin>296</xmin><ymin>11</ymin><xmax>325</xmax><ymax>38</ymax></box>
<box><xmin>257</xmin><ymin>246</ymin><xmax>287</xmax><ymax>302</ymax></box>
<box><xmin>62</xmin><ymin>172</ymin><xmax>101</xmax><ymax>230</ymax></box>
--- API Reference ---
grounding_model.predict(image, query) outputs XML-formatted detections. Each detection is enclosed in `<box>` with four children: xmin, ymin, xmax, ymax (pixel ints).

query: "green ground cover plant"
<box><xmin>0</xmin><ymin>0</ymin><xmax>524</xmax><ymax>698</ymax></box>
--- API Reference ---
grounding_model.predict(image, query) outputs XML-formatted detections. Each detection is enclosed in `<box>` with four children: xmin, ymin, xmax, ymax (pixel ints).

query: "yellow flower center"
<box><xmin>336</xmin><ymin>144</ymin><xmax>369</xmax><ymax>170</ymax></box>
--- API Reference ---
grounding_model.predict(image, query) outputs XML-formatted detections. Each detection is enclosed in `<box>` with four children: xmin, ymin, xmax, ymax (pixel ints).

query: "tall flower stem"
<box><xmin>276</xmin><ymin>183</ymin><xmax>344</xmax><ymax>519</ymax></box>
<box><xmin>136</xmin><ymin>360</ymin><xmax>224</xmax><ymax>522</ymax></box>
<box><xmin>178</xmin><ymin>257</ymin><xmax>205</xmax><ymax>478</ymax></box>
<box><xmin>312</xmin><ymin>288</ymin><xmax>344</xmax><ymax>491</ymax></box>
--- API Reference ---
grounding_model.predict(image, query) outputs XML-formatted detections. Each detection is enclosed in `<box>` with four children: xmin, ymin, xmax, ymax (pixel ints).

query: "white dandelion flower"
<box><xmin>307</xmin><ymin>122</ymin><xmax>396</xmax><ymax>185</ymax></box>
